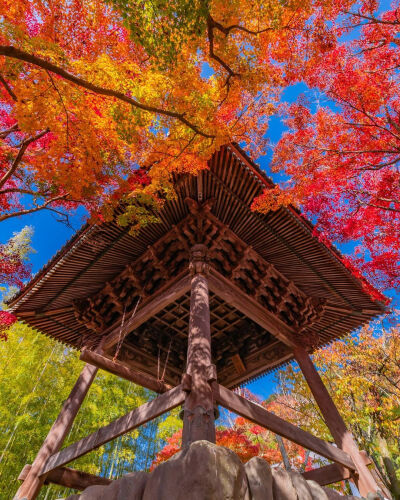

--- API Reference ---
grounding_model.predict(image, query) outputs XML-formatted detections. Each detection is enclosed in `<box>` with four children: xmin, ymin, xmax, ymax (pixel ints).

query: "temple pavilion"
<box><xmin>10</xmin><ymin>144</ymin><xmax>387</xmax><ymax>499</ymax></box>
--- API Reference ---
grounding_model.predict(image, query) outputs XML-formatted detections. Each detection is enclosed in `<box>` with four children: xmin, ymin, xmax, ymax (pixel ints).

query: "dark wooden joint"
<box><xmin>181</xmin><ymin>373</ymin><xmax>192</xmax><ymax>392</ymax></box>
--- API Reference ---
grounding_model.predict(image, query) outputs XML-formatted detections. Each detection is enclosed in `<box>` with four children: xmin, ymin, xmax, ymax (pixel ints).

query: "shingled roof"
<box><xmin>8</xmin><ymin>144</ymin><xmax>386</xmax><ymax>388</ymax></box>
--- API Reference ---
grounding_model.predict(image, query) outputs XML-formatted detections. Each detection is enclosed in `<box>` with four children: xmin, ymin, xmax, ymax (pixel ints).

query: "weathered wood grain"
<box><xmin>19</xmin><ymin>464</ymin><xmax>112</xmax><ymax>491</ymax></box>
<box><xmin>42</xmin><ymin>385</ymin><xmax>185</xmax><ymax>474</ymax></box>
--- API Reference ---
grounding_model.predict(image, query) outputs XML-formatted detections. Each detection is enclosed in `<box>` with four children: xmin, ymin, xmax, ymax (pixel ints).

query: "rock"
<box><xmin>142</xmin><ymin>440</ymin><xmax>250</xmax><ymax>500</ymax></box>
<box><xmin>290</xmin><ymin>470</ymin><xmax>313</xmax><ymax>499</ymax></box>
<box><xmin>307</xmin><ymin>479</ymin><xmax>330</xmax><ymax>500</ymax></box>
<box><xmin>114</xmin><ymin>471</ymin><xmax>148</xmax><ymax>500</ymax></box>
<box><xmin>76</xmin><ymin>485</ymin><xmax>110</xmax><ymax>500</ymax></box>
<box><xmin>62</xmin><ymin>443</ymin><xmax>364</xmax><ymax>500</ymax></box>
<box><xmin>65</xmin><ymin>471</ymin><xmax>148</xmax><ymax>500</ymax></box>
<box><xmin>272</xmin><ymin>468</ymin><xmax>297</xmax><ymax>500</ymax></box>
<box><xmin>244</xmin><ymin>457</ymin><xmax>273</xmax><ymax>499</ymax></box>
<box><xmin>323</xmin><ymin>487</ymin><xmax>347</xmax><ymax>499</ymax></box>
<box><xmin>322</xmin><ymin>488</ymin><xmax>361</xmax><ymax>500</ymax></box>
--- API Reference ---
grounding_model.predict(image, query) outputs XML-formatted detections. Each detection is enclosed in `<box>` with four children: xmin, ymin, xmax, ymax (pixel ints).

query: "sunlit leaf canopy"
<box><xmin>0</xmin><ymin>0</ymin><xmax>399</xmax><ymax>294</ymax></box>
<box><xmin>0</xmin><ymin>0</ymin><xmax>348</xmax><ymax>212</ymax></box>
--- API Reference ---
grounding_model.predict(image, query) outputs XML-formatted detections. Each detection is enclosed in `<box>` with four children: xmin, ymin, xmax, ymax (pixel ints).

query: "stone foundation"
<box><xmin>64</xmin><ymin>441</ymin><xmax>361</xmax><ymax>499</ymax></box>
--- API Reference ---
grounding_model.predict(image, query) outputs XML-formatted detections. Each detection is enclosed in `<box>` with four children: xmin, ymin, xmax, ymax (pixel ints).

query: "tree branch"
<box><xmin>367</xmin><ymin>203</ymin><xmax>400</xmax><ymax>213</ymax></box>
<box><xmin>0</xmin><ymin>73</ymin><xmax>17</xmax><ymax>101</ymax></box>
<box><xmin>0</xmin><ymin>194</ymin><xmax>69</xmax><ymax>222</ymax></box>
<box><xmin>0</xmin><ymin>45</ymin><xmax>214</xmax><ymax>139</ymax></box>
<box><xmin>207</xmin><ymin>16</ymin><xmax>239</xmax><ymax>92</ymax></box>
<box><xmin>0</xmin><ymin>129</ymin><xmax>49</xmax><ymax>189</ymax></box>
<box><xmin>0</xmin><ymin>123</ymin><xmax>19</xmax><ymax>139</ymax></box>
<box><xmin>345</xmin><ymin>10</ymin><xmax>400</xmax><ymax>27</ymax></box>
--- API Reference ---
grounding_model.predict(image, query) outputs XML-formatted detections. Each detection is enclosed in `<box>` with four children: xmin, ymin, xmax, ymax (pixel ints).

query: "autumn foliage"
<box><xmin>152</xmin><ymin>393</ymin><xmax>312</xmax><ymax>472</ymax></box>
<box><xmin>0</xmin><ymin>2</ymin><xmax>398</xmax><ymax>299</ymax></box>
<box><xmin>253</xmin><ymin>2</ymin><xmax>400</xmax><ymax>292</ymax></box>
<box><xmin>0</xmin><ymin>227</ymin><xmax>33</xmax><ymax>338</ymax></box>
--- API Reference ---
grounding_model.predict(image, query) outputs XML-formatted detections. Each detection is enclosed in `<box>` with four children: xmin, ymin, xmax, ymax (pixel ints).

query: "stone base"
<box><xmin>64</xmin><ymin>441</ymin><xmax>360</xmax><ymax>499</ymax></box>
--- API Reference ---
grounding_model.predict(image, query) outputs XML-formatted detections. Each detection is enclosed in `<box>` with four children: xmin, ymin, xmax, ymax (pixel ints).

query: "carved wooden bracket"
<box><xmin>189</xmin><ymin>244</ymin><xmax>209</xmax><ymax>275</ymax></box>
<box><xmin>73</xmin><ymin>198</ymin><xmax>326</xmax><ymax>338</ymax></box>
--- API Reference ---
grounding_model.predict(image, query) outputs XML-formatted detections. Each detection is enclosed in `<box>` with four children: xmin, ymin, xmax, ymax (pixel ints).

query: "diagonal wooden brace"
<box><xmin>213</xmin><ymin>382</ymin><xmax>356</xmax><ymax>470</ymax></box>
<box><xmin>42</xmin><ymin>385</ymin><xmax>185</xmax><ymax>475</ymax></box>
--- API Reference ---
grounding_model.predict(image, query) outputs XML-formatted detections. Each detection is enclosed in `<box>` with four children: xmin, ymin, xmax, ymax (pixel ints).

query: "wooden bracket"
<box><xmin>231</xmin><ymin>354</ymin><xmax>246</xmax><ymax>374</ymax></box>
<box><xmin>206</xmin><ymin>364</ymin><xmax>217</xmax><ymax>383</ymax></box>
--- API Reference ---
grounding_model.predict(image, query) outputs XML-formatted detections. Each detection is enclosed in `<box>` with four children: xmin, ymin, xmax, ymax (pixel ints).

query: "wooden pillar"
<box><xmin>293</xmin><ymin>345</ymin><xmax>380</xmax><ymax>497</ymax></box>
<box><xmin>14</xmin><ymin>363</ymin><xmax>98</xmax><ymax>500</ymax></box>
<box><xmin>182</xmin><ymin>244</ymin><xmax>216</xmax><ymax>446</ymax></box>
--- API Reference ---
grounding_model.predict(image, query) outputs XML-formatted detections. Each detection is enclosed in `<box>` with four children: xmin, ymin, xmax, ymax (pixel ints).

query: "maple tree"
<box><xmin>0</xmin><ymin>0</ymin><xmax>362</xmax><ymax>223</ymax></box>
<box><xmin>275</xmin><ymin>324</ymin><xmax>400</xmax><ymax>498</ymax></box>
<box><xmin>253</xmin><ymin>1</ymin><xmax>400</xmax><ymax>293</ymax></box>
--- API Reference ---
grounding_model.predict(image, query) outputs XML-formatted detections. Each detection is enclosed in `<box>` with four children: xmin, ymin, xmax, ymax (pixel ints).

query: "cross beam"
<box><xmin>42</xmin><ymin>385</ymin><xmax>185</xmax><ymax>475</ymax></box>
<box><xmin>302</xmin><ymin>463</ymin><xmax>351</xmax><ymax>486</ymax></box>
<box><xmin>19</xmin><ymin>464</ymin><xmax>112</xmax><ymax>491</ymax></box>
<box><xmin>80</xmin><ymin>349</ymin><xmax>172</xmax><ymax>393</ymax></box>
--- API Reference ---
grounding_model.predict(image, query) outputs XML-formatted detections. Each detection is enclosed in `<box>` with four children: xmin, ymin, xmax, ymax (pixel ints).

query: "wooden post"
<box><xmin>182</xmin><ymin>244</ymin><xmax>216</xmax><ymax>446</ymax></box>
<box><xmin>14</xmin><ymin>363</ymin><xmax>98</xmax><ymax>500</ymax></box>
<box><xmin>293</xmin><ymin>345</ymin><xmax>380</xmax><ymax>497</ymax></box>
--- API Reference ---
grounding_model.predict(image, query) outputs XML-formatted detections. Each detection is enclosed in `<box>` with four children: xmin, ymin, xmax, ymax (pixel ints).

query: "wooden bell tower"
<box><xmin>11</xmin><ymin>144</ymin><xmax>387</xmax><ymax>499</ymax></box>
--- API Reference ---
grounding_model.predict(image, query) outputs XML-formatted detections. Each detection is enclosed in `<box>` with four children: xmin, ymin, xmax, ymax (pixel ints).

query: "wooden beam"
<box><xmin>103</xmin><ymin>274</ymin><xmax>191</xmax><ymax>350</ymax></box>
<box><xmin>213</xmin><ymin>383</ymin><xmax>355</xmax><ymax>470</ymax></box>
<box><xmin>14</xmin><ymin>363</ymin><xmax>98</xmax><ymax>500</ymax></box>
<box><xmin>80</xmin><ymin>349</ymin><xmax>172</xmax><ymax>393</ymax></box>
<box><xmin>208</xmin><ymin>270</ymin><xmax>296</xmax><ymax>348</ymax></box>
<box><xmin>19</xmin><ymin>464</ymin><xmax>112</xmax><ymax>491</ymax></box>
<box><xmin>293</xmin><ymin>345</ymin><xmax>380</xmax><ymax>497</ymax></box>
<box><xmin>302</xmin><ymin>463</ymin><xmax>351</xmax><ymax>486</ymax></box>
<box><xmin>42</xmin><ymin>385</ymin><xmax>186</xmax><ymax>475</ymax></box>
